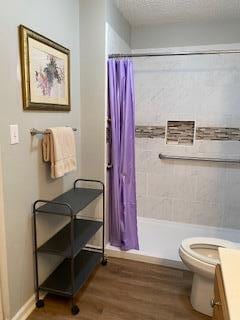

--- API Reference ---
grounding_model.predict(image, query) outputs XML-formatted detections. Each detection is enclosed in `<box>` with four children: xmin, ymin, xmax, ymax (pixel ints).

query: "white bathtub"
<box><xmin>106</xmin><ymin>217</ymin><xmax>240</xmax><ymax>269</ymax></box>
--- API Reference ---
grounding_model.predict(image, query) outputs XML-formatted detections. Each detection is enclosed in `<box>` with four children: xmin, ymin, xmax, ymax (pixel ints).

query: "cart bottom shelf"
<box><xmin>40</xmin><ymin>249</ymin><xmax>102</xmax><ymax>297</ymax></box>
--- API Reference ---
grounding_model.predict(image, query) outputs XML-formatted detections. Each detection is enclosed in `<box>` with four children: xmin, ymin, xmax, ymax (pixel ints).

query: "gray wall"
<box><xmin>0</xmin><ymin>0</ymin><xmax>80</xmax><ymax>317</ymax></box>
<box><xmin>79</xmin><ymin>0</ymin><xmax>107</xmax><ymax>247</ymax></box>
<box><xmin>131</xmin><ymin>20</ymin><xmax>240</xmax><ymax>49</ymax></box>
<box><xmin>106</xmin><ymin>0</ymin><xmax>131</xmax><ymax>50</ymax></box>
<box><xmin>79</xmin><ymin>0</ymin><xmax>107</xmax><ymax>182</ymax></box>
<box><xmin>0</xmin><ymin>149</ymin><xmax>10</xmax><ymax>318</ymax></box>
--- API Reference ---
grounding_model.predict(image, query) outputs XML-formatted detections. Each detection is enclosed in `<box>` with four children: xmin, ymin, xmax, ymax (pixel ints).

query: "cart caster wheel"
<box><xmin>36</xmin><ymin>300</ymin><xmax>44</xmax><ymax>308</ymax></box>
<box><xmin>71</xmin><ymin>305</ymin><xmax>80</xmax><ymax>315</ymax></box>
<box><xmin>101</xmin><ymin>257</ymin><xmax>108</xmax><ymax>266</ymax></box>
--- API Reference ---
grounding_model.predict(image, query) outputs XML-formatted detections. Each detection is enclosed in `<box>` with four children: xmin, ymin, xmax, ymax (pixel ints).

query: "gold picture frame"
<box><xmin>19</xmin><ymin>25</ymin><xmax>71</xmax><ymax>111</ymax></box>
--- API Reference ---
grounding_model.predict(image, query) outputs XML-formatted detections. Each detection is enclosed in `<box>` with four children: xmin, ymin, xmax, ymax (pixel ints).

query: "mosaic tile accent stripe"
<box><xmin>166</xmin><ymin>121</ymin><xmax>195</xmax><ymax>145</ymax></box>
<box><xmin>196</xmin><ymin>127</ymin><xmax>240</xmax><ymax>141</ymax></box>
<box><xmin>133</xmin><ymin>125</ymin><xmax>240</xmax><ymax>142</ymax></box>
<box><xmin>135</xmin><ymin>126</ymin><xmax>165</xmax><ymax>138</ymax></box>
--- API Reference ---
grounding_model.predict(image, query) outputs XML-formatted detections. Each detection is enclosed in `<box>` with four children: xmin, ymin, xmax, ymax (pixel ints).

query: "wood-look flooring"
<box><xmin>28</xmin><ymin>257</ymin><xmax>210</xmax><ymax>320</ymax></box>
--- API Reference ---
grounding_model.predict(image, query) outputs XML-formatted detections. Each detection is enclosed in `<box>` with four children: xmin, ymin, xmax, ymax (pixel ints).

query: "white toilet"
<box><xmin>179</xmin><ymin>237</ymin><xmax>236</xmax><ymax>316</ymax></box>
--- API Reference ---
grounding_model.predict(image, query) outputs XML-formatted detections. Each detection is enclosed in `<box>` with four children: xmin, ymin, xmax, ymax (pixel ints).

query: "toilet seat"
<box><xmin>180</xmin><ymin>237</ymin><xmax>236</xmax><ymax>266</ymax></box>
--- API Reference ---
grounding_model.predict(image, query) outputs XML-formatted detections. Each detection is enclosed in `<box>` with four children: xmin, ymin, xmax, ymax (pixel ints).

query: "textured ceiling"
<box><xmin>113</xmin><ymin>0</ymin><xmax>240</xmax><ymax>26</ymax></box>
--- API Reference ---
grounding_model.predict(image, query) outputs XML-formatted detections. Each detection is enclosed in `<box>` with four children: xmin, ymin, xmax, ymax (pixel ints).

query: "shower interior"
<box><xmin>107</xmin><ymin>45</ymin><xmax>240</xmax><ymax>265</ymax></box>
<box><xmin>106</xmin><ymin>0</ymin><xmax>240</xmax><ymax>266</ymax></box>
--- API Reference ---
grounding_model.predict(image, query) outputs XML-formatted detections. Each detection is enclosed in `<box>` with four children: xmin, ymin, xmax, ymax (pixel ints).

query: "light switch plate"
<box><xmin>10</xmin><ymin>125</ymin><xmax>19</xmax><ymax>145</ymax></box>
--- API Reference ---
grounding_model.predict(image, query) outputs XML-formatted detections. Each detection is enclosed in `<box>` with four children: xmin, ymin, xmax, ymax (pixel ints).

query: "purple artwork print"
<box><xmin>35</xmin><ymin>54</ymin><xmax>64</xmax><ymax>96</ymax></box>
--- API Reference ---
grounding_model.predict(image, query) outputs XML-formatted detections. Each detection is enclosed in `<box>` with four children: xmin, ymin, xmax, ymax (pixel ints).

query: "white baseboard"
<box><xmin>105</xmin><ymin>247</ymin><xmax>187</xmax><ymax>270</ymax></box>
<box><xmin>11</xmin><ymin>293</ymin><xmax>46</xmax><ymax>320</ymax></box>
<box><xmin>11</xmin><ymin>295</ymin><xmax>35</xmax><ymax>320</ymax></box>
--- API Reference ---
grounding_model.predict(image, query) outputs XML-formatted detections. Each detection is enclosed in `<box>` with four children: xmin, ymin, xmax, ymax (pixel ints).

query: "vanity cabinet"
<box><xmin>212</xmin><ymin>264</ymin><xmax>230</xmax><ymax>320</ymax></box>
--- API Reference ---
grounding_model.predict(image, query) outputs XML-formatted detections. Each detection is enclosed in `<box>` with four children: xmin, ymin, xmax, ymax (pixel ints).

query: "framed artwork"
<box><xmin>19</xmin><ymin>25</ymin><xmax>71</xmax><ymax>111</ymax></box>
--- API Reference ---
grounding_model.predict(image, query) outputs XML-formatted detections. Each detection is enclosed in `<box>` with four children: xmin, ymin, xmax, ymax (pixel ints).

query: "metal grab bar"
<box><xmin>30</xmin><ymin>127</ymin><xmax>78</xmax><ymax>136</ymax></box>
<box><xmin>107</xmin><ymin>163</ymin><xmax>113</xmax><ymax>170</ymax></box>
<box><xmin>159</xmin><ymin>153</ymin><xmax>240</xmax><ymax>164</ymax></box>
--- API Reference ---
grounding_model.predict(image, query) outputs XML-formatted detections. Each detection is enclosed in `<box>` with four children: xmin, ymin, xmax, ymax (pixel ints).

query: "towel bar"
<box><xmin>30</xmin><ymin>128</ymin><xmax>78</xmax><ymax>136</ymax></box>
<box><xmin>159</xmin><ymin>153</ymin><xmax>240</xmax><ymax>164</ymax></box>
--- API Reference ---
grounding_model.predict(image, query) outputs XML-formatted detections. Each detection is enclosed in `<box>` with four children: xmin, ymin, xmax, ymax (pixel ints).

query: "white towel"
<box><xmin>42</xmin><ymin>127</ymin><xmax>77</xmax><ymax>179</ymax></box>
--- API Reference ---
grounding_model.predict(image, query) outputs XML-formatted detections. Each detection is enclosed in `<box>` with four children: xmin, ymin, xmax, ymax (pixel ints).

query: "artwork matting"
<box><xmin>19</xmin><ymin>25</ymin><xmax>71</xmax><ymax>111</ymax></box>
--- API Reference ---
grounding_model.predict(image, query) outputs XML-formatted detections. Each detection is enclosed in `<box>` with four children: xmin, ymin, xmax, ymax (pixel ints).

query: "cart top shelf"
<box><xmin>35</xmin><ymin>187</ymin><xmax>103</xmax><ymax>216</ymax></box>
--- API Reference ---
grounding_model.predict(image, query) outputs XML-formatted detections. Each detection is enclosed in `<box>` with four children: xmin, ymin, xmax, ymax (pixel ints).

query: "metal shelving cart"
<box><xmin>33</xmin><ymin>178</ymin><xmax>107</xmax><ymax>315</ymax></box>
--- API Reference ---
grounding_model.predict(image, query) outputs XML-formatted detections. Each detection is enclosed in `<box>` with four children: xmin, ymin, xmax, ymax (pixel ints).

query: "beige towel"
<box><xmin>42</xmin><ymin>127</ymin><xmax>77</xmax><ymax>179</ymax></box>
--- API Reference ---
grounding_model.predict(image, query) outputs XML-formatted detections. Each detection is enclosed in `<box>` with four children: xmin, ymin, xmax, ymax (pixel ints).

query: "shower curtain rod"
<box><xmin>109</xmin><ymin>49</ymin><xmax>240</xmax><ymax>58</ymax></box>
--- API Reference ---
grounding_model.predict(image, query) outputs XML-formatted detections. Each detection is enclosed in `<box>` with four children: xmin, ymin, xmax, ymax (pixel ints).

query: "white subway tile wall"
<box><xmin>134</xmin><ymin>53</ymin><xmax>240</xmax><ymax>229</ymax></box>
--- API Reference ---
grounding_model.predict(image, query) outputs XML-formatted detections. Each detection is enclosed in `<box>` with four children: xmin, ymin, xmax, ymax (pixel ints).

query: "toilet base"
<box><xmin>190</xmin><ymin>273</ymin><xmax>214</xmax><ymax>316</ymax></box>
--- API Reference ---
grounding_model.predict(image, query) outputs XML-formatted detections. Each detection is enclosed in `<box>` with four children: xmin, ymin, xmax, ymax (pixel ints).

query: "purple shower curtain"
<box><xmin>108</xmin><ymin>58</ymin><xmax>139</xmax><ymax>251</ymax></box>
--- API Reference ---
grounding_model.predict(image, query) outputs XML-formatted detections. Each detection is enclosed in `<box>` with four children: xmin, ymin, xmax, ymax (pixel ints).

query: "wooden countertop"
<box><xmin>219</xmin><ymin>248</ymin><xmax>240</xmax><ymax>320</ymax></box>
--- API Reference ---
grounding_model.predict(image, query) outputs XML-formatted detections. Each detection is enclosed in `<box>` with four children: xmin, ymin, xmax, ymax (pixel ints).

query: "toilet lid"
<box><xmin>180</xmin><ymin>237</ymin><xmax>236</xmax><ymax>265</ymax></box>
